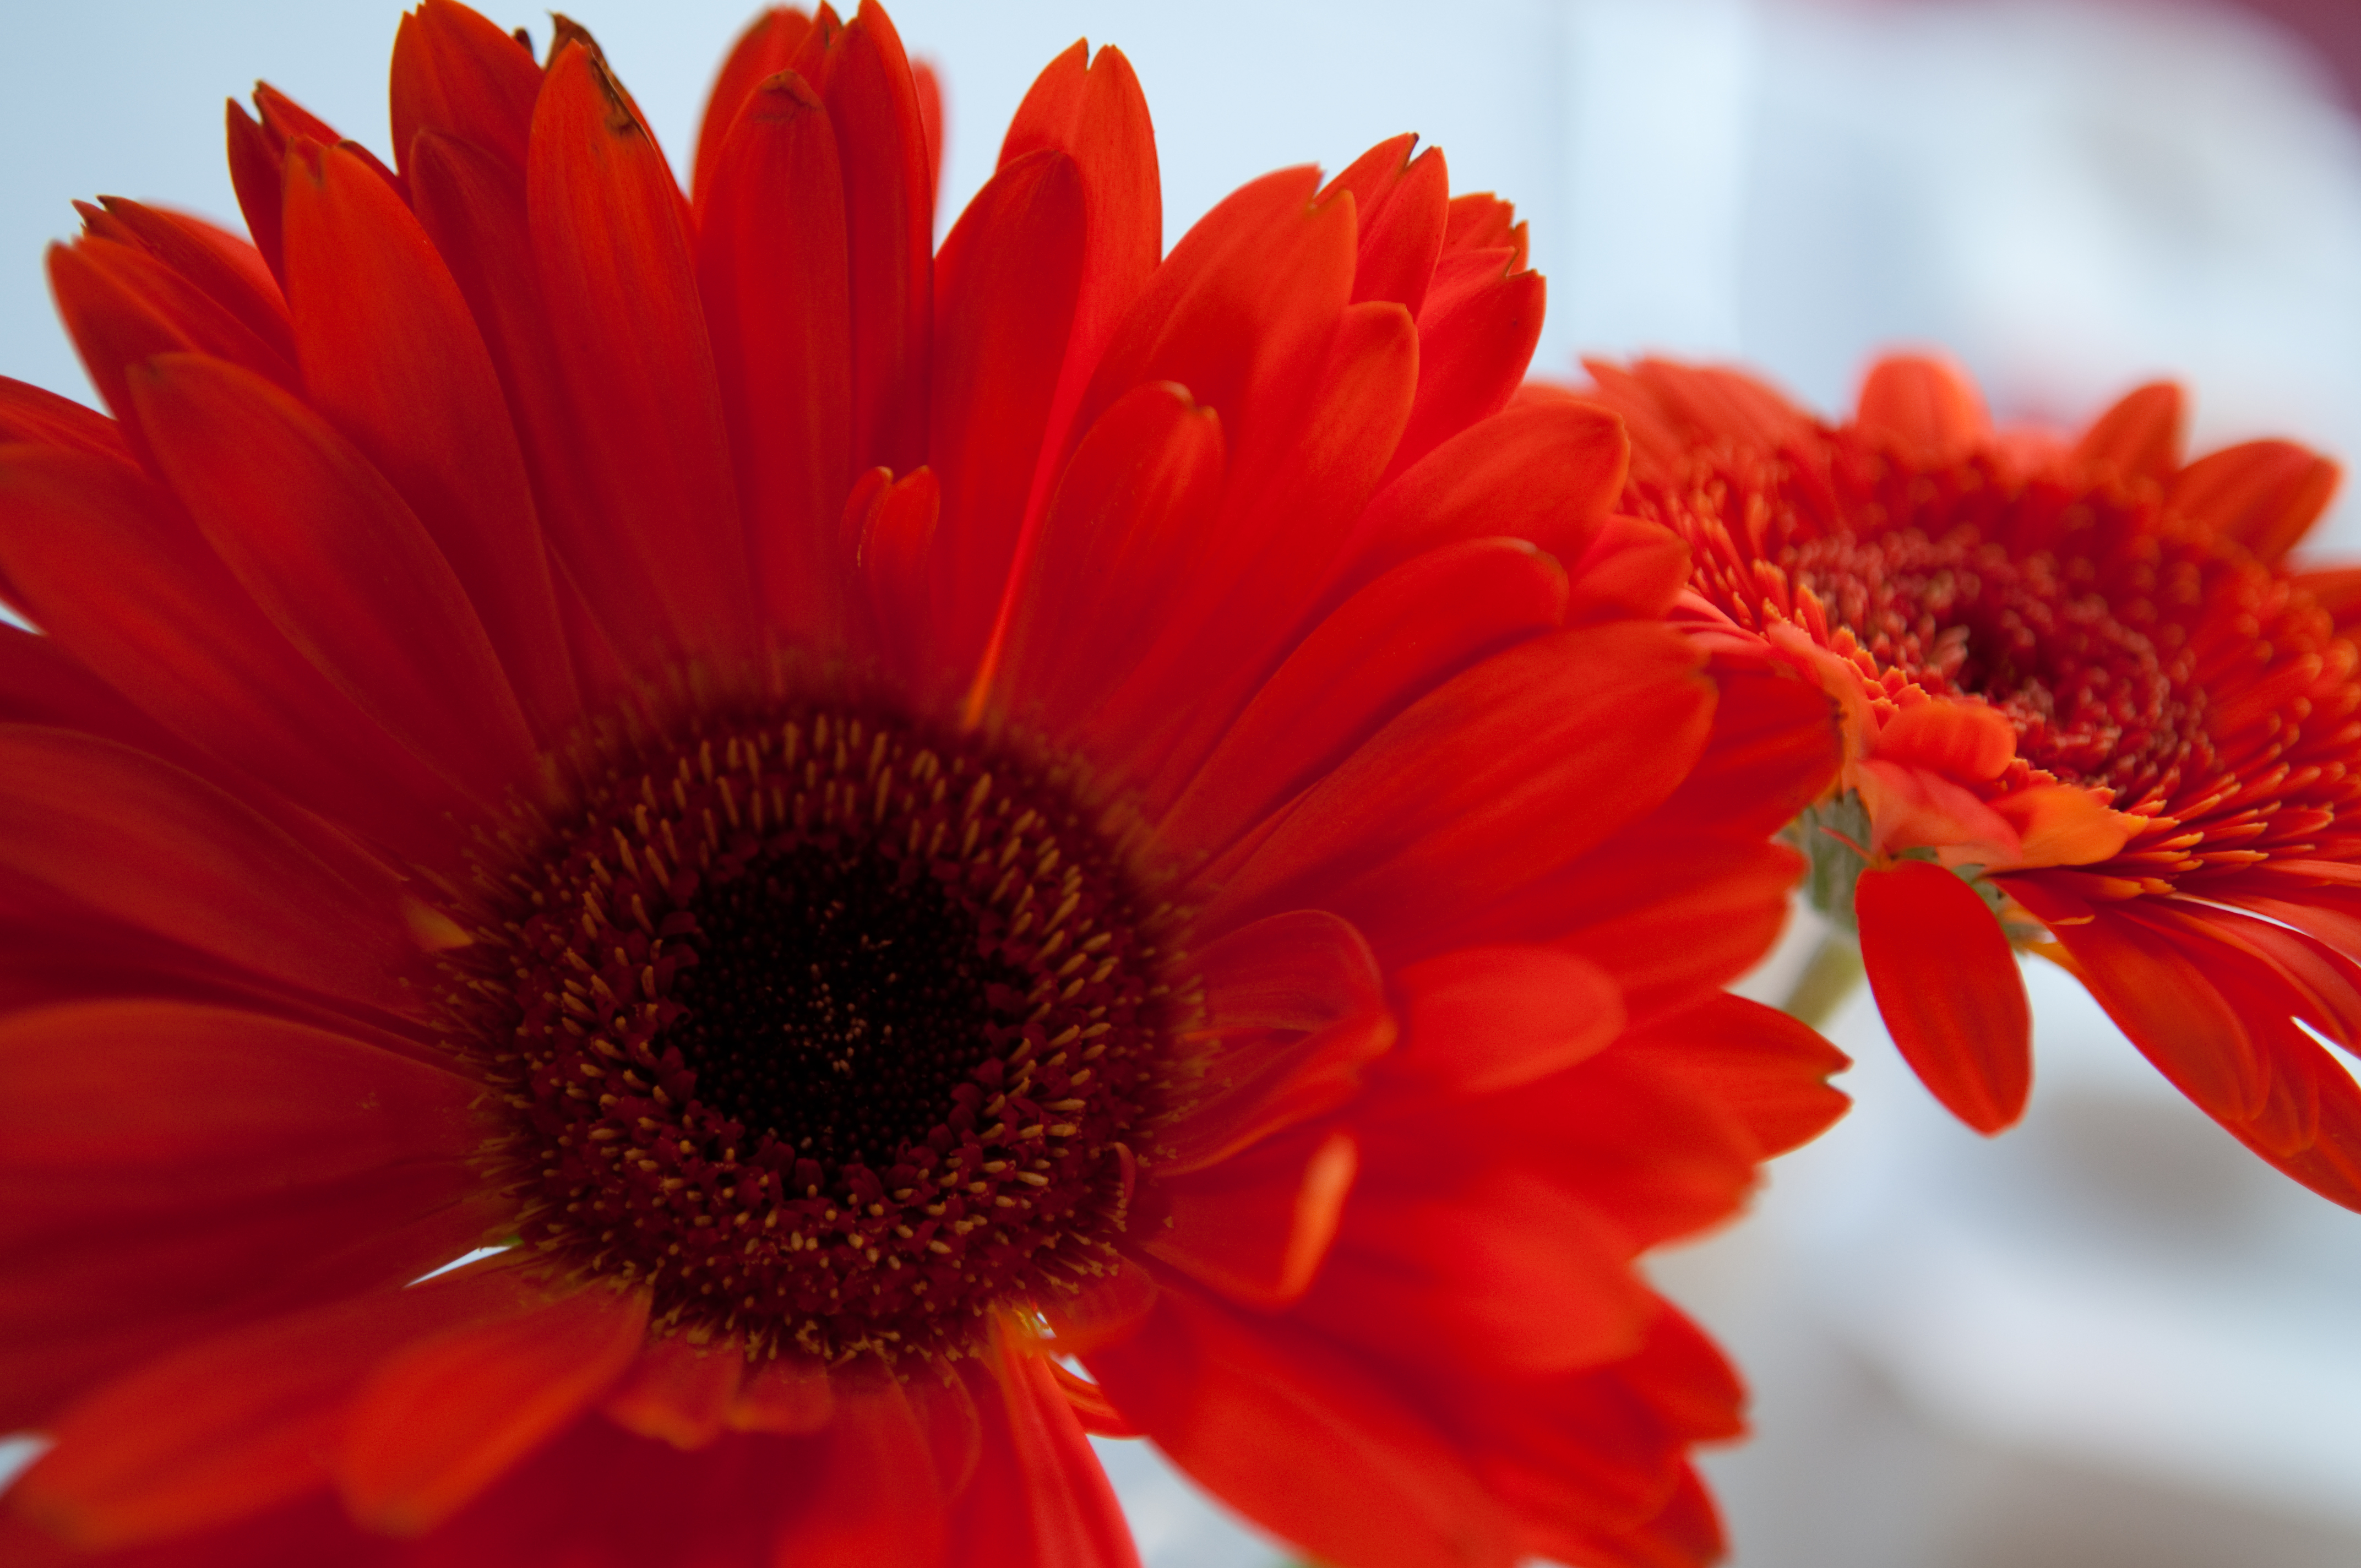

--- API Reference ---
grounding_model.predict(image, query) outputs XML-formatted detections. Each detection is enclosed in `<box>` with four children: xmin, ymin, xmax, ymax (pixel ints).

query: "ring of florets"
<box><xmin>437</xmin><ymin>699</ymin><xmax>1185</xmax><ymax>1365</ymax></box>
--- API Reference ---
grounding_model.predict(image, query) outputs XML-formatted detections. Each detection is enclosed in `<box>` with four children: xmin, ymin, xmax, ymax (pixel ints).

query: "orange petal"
<box><xmin>336</xmin><ymin>1283</ymin><xmax>649</xmax><ymax>1534</ymax></box>
<box><xmin>1615</xmin><ymin>992</ymin><xmax>1852</xmax><ymax>1159</ymax></box>
<box><xmin>1988</xmin><ymin>782</ymin><xmax>2137</xmax><ymax>869</ymax></box>
<box><xmin>1160</xmin><ymin>537</ymin><xmax>1568</xmax><ymax>861</ymax></box>
<box><xmin>601</xmin><ymin>1335</ymin><xmax>746</xmax><ymax>1451</ymax></box>
<box><xmin>1320</xmin><ymin>134</ymin><xmax>1450</xmax><ymax>317</ymax></box>
<box><xmin>1082</xmin><ymin>1284</ymin><xmax>1514</xmax><ymax>1568</ymax></box>
<box><xmin>1857</xmin><ymin>859</ymin><xmax>2032</xmax><ymax>1133</ymax></box>
<box><xmin>2168</xmin><ymin>437</ymin><xmax>2340</xmax><ymax>565</ymax></box>
<box><xmin>1853</xmin><ymin>352</ymin><xmax>1988</xmax><ymax>462</ymax></box>
<box><xmin>726</xmin><ymin>1355</ymin><xmax>836</xmax><ymax>1436</ymax></box>
<box><xmin>15</xmin><ymin>1267</ymin><xmax>527</xmax><ymax>1550</ymax></box>
<box><xmin>2072</xmin><ymin>380</ymin><xmax>2183</xmax><ymax>480</ymax></box>
<box><xmin>1146</xmin><ymin>1125</ymin><xmax>1358</xmax><ymax>1308</ymax></box>
<box><xmin>1872</xmin><ymin>697</ymin><xmax>2015</xmax><ymax>781</ymax></box>
<box><xmin>1852</xmin><ymin>755</ymin><xmax>2021</xmax><ymax>863</ymax></box>
<box><xmin>1333</xmin><ymin>397</ymin><xmax>1626</xmax><ymax>602</ymax></box>
<box><xmin>1390</xmin><ymin>945</ymin><xmax>1625</xmax><ymax>1096</ymax></box>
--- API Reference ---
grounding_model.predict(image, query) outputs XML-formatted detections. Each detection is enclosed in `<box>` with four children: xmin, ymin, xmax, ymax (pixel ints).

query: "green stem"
<box><xmin>1780</xmin><ymin>930</ymin><xmax>1864</xmax><ymax>1031</ymax></box>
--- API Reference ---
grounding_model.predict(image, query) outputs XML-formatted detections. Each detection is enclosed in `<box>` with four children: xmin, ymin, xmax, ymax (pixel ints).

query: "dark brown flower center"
<box><xmin>447</xmin><ymin>705</ymin><xmax>1176</xmax><ymax>1364</ymax></box>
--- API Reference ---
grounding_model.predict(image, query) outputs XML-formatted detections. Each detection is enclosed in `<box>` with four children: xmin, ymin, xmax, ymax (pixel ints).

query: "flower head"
<box><xmin>1587</xmin><ymin>352</ymin><xmax>2361</xmax><ymax>1207</ymax></box>
<box><xmin>0</xmin><ymin>6</ymin><xmax>1845</xmax><ymax>1567</ymax></box>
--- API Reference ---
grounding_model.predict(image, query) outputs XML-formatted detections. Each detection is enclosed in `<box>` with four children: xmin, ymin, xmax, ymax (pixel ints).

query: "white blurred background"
<box><xmin>8</xmin><ymin>0</ymin><xmax>2361</xmax><ymax>1562</ymax></box>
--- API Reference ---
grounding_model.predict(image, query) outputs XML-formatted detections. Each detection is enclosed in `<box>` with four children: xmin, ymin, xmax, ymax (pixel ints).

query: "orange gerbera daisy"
<box><xmin>0</xmin><ymin>6</ymin><xmax>1846</xmax><ymax>1567</ymax></box>
<box><xmin>1581</xmin><ymin>352</ymin><xmax>2361</xmax><ymax>1206</ymax></box>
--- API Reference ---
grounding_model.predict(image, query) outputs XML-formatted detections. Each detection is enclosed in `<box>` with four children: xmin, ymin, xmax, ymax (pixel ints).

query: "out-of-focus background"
<box><xmin>8</xmin><ymin>1</ymin><xmax>2361</xmax><ymax>1562</ymax></box>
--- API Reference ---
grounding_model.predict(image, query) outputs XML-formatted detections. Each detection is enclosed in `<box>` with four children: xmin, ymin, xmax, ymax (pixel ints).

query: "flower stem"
<box><xmin>1780</xmin><ymin>930</ymin><xmax>1864</xmax><ymax>1030</ymax></box>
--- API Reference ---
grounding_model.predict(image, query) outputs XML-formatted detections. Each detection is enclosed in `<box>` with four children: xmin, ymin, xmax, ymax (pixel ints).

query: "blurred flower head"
<box><xmin>1589</xmin><ymin>351</ymin><xmax>2361</xmax><ymax>1212</ymax></box>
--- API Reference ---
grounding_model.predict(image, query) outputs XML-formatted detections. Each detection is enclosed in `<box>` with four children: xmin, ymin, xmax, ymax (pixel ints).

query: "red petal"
<box><xmin>802</xmin><ymin>4</ymin><xmax>934</xmax><ymax>477</ymax></box>
<box><xmin>130</xmin><ymin>353</ymin><xmax>536</xmax><ymax>803</ymax></box>
<box><xmin>1334</xmin><ymin>397</ymin><xmax>1626</xmax><ymax>604</ymax></box>
<box><xmin>1083</xmin><ymin>1284</ymin><xmax>1514</xmax><ymax>1568</ymax></box>
<box><xmin>282</xmin><ymin>138</ymin><xmax>579</xmax><ymax>741</ymax></box>
<box><xmin>999</xmin><ymin>43</ymin><xmax>1161</xmax><ymax>443</ymax></box>
<box><xmin>227</xmin><ymin>101</ymin><xmax>289</xmax><ymax>284</ymax></box>
<box><xmin>1362</xmin><ymin>1046</ymin><xmax>1762</xmax><ymax>1254</ymax></box>
<box><xmin>1390</xmin><ymin>945</ymin><xmax>1625</xmax><ymax>1096</ymax></box>
<box><xmin>769</xmin><ymin>1376</ymin><xmax>948</xmax><ymax>1567</ymax></box>
<box><xmin>1388</xmin><ymin>252</ymin><xmax>1543</xmax><ymax>479</ymax></box>
<box><xmin>2072</xmin><ymin>380</ymin><xmax>2183</xmax><ymax>480</ymax></box>
<box><xmin>1041</xmin><ymin>1256</ymin><xmax>1160</xmax><ymax>1358</ymax></box>
<box><xmin>1077</xmin><ymin>166</ymin><xmax>1348</xmax><ymax>494</ymax></box>
<box><xmin>527</xmin><ymin>41</ymin><xmax>754</xmax><ymax>663</ymax></box>
<box><xmin>335</xmin><ymin>1283</ymin><xmax>649</xmax><ymax>1534</ymax></box>
<box><xmin>406</xmin><ymin>128</ymin><xmax>625</xmax><ymax>681</ymax></box>
<box><xmin>690</xmin><ymin>8</ymin><xmax>815</xmax><ymax>213</ymax></box>
<box><xmin>1616</xmin><ymin>993</ymin><xmax>1852</xmax><ymax>1159</ymax></box>
<box><xmin>0</xmin><ymin>447</ymin><xmax>463</xmax><ymax>857</ymax></box>
<box><xmin>953</xmin><ymin>1331</ymin><xmax>1140</xmax><ymax>1568</ymax></box>
<box><xmin>1309</xmin><ymin>1166</ymin><xmax>1653</xmax><ymax>1376</ymax></box>
<box><xmin>698</xmin><ymin>68</ymin><xmax>856</xmax><ymax>649</ymax></box>
<box><xmin>0</xmin><ymin>374</ymin><xmax>128</xmax><ymax>461</ymax></box>
<box><xmin>1159</xmin><ymin>910</ymin><xmax>1394</xmax><ymax>1174</ymax></box>
<box><xmin>1559</xmin><ymin>513</ymin><xmax>1691</xmax><ymax>625</ymax></box>
<box><xmin>0</xmin><ymin>742</ymin><xmax>413</xmax><ymax>1035</ymax></box>
<box><xmin>1664</xmin><ymin>663</ymin><xmax>1841</xmax><ymax>837</ymax></box>
<box><xmin>914</xmin><ymin>61</ymin><xmax>943</xmax><ymax>218</ymax></box>
<box><xmin>46</xmin><ymin>236</ymin><xmax>297</xmax><ymax>443</ymax></box>
<box><xmin>995</xmin><ymin>380</ymin><xmax>1226</xmax><ymax>730</ymax></box>
<box><xmin>726</xmin><ymin>1356</ymin><xmax>836</xmax><ymax>1436</ymax></box>
<box><xmin>1146</xmin><ymin>1125</ymin><xmax>1357</xmax><ymax>1308</ymax></box>
<box><xmin>1475</xmin><ymin>839</ymin><xmax>1807</xmax><ymax>1028</ymax></box>
<box><xmin>85</xmin><ymin>199</ymin><xmax>293</xmax><ymax>368</ymax></box>
<box><xmin>0</xmin><ymin>625</ymin><xmax>189</xmax><ymax>761</ymax></box>
<box><xmin>1</xmin><ymin>1167</ymin><xmax>503</xmax><ymax>1434</ymax></box>
<box><xmin>1161</xmin><ymin>538</ymin><xmax>1567</xmax><ymax>860</ymax></box>
<box><xmin>1853</xmin><ymin>352</ymin><xmax>1988</xmax><ymax>461</ymax></box>
<box><xmin>601</xmin><ymin>1334</ymin><xmax>746</xmax><ymax>1451</ymax></box>
<box><xmin>1320</xmin><ymin>134</ymin><xmax>1450</xmax><ymax>316</ymax></box>
<box><xmin>389</xmin><ymin>0</ymin><xmax>542</xmax><ymax>178</ymax></box>
<box><xmin>1443</xmin><ymin>192</ymin><xmax>1522</xmax><ymax>260</ymax></box>
<box><xmin>0</xmin><ymin>998</ymin><xmax>472</xmax><ymax>1227</ymax></box>
<box><xmin>852</xmin><ymin>467</ymin><xmax>940</xmax><ymax>680</ymax></box>
<box><xmin>15</xmin><ymin>1267</ymin><xmax>529</xmax><ymax>1550</ymax></box>
<box><xmin>1081</xmin><ymin>299</ymin><xmax>1418</xmax><ymax>797</ymax></box>
<box><xmin>1200</xmin><ymin>624</ymin><xmax>1712</xmax><ymax>960</ymax></box>
<box><xmin>962</xmin><ymin>43</ymin><xmax>1162</xmax><ymax>712</ymax></box>
<box><xmin>1857</xmin><ymin>859</ymin><xmax>2032</xmax><ymax>1133</ymax></box>
<box><xmin>2009</xmin><ymin>878</ymin><xmax>2271</xmax><ymax>1125</ymax></box>
<box><xmin>926</xmin><ymin>147</ymin><xmax>1086</xmax><ymax>686</ymax></box>
<box><xmin>2169</xmin><ymin>438</ymin><xmax>2340</xmax><ymax>564</ymax></box>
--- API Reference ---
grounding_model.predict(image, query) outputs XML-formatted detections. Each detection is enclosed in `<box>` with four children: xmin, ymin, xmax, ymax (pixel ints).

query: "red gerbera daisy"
<box><xmin>0</xmin><ymin>7</ymin><xmax>1848</xmax><ymax>1566</ymax></box>
<box><xmin>1580</xmin><ymin>351</ymin><xmax>2361</xmax><ymax>1208</ymax></box>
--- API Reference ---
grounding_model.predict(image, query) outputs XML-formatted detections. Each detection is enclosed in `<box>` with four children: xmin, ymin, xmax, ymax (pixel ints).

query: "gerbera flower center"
<box><xmin>447</xmin><ymin>705</ymin><xmax>1173</xmax><ymax>1364</ymax></box>
<box><xmin>1664</xmin><ymin>452</ymin><xmax>2223</xmax><ymax>803</ymax></box>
